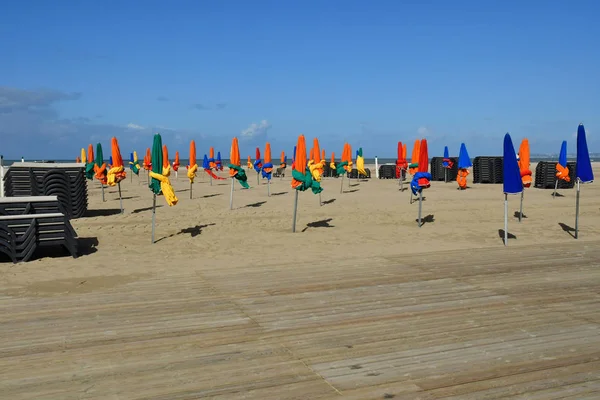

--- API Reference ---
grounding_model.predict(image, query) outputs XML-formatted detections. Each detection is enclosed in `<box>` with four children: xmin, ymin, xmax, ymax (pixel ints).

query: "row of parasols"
<box><xmin>76</xmin><ymin>124</ymin><xmax>593</xmax><ymax>244</ymax></box>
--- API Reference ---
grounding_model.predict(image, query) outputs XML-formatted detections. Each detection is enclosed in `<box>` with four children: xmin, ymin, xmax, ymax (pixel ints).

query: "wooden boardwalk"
<box><xmin>1</xmin><ymin>241</ymin><xmax>600</xmax><ymax>399</ymax></box>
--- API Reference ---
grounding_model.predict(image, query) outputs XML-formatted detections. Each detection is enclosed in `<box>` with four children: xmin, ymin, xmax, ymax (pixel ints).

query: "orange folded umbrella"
<box><xmin>162</xmin><ymin>145</ymin><xmax>170</xmax><ymax>169</ymax></box>
<box><xmin>265</xmin><ymin>142</ymin><xmax>272</xmax><ymax>164</ymax></box>
<box><xmin>144</xmin><ymin>148</ymin><xmax>152</xmax><ymax>170</ymax></box>
<box><xmin>106</xmin><ymin>137</ymin><xmax>126</xmax><ymax>186</ymax></box>
<box><xmin>518</xmin><ymin>139</ymin><xmax>532</xmax><ymax>188</ymax></box>
<box><xmin>321</xmin><ymin>149</ymin><xmax>325</xmax><ymax>161</ymax></box>
<box><xmin>87</xmin><ymin>144</ymin><xmax>94</xmax><ymax>162</ymax></box>
<box><xmin>173</xmin><ymin>151</ymin><xmax>180</xmax><ymax>171</ymax></box>
<box><xmin>409</xmin><ymin>139</ymin><xmax>420</xmax><ymax>174</ymax></box>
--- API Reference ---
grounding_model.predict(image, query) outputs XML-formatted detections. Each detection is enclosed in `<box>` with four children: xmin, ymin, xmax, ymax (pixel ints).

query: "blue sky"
<box><xmin>1</xmin><ymin>0</ymin><xmax>599</xmax><ymax>159</ymax></box>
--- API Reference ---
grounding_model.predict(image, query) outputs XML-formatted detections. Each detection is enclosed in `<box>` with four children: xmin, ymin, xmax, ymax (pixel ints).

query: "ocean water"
<box><xmin>0</xmin><ymin>156</ymin><xmax>584</xmax><ymax>167</ymax></box>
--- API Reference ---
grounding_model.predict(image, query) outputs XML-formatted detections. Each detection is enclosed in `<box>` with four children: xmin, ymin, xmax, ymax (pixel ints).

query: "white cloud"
<box><xmin>417</xmin><ymin>126</ymin><xmax>429</xmax><ymax>136</ymax></box>
<box><xmin>126</xmin><ymin>123</ymin><xmax>145</xmax><ymax>130</ymax></box>
<box><xmin>241</xmin><ymin>119</ymin><xmax>271</xmax><ymax>137</ymax></box>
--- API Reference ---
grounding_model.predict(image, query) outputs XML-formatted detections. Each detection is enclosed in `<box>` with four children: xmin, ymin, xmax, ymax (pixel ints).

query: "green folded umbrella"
<box><xmin>228</xmin><ymin>164</ymin><xmax>250</xmax><ymax>189</ymax></box>
<box><xmin>95</xmin><ymin>143</ymin><xmax>104</xmax><ymax>168</ymax></box>
<box><xmin>149</xmin><ymin>134</ymin><xmax>163</xmax><ymax>195</ymax></box>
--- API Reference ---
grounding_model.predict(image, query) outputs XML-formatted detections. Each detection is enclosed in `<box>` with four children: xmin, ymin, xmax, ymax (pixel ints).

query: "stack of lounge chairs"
<box><xmin>2</xmin><ymin>163</ymin><xmax>88</xmax><ymax>218</ymax></box>
<box><xmin>430</xmin><ymin>157</ymin><xmax>458</xmax><ymax>181</ymax></box>
<box><xmin>0</xmin><ymin>196</ymin><xmax>79</xmax><ymax>263</ymax></box>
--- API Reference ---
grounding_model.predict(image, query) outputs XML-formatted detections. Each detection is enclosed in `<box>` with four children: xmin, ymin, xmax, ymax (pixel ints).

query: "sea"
<box><xmin>0</xmin><ymin>156</ymin><xmax>591</xmax><ymax>167</ymax></box>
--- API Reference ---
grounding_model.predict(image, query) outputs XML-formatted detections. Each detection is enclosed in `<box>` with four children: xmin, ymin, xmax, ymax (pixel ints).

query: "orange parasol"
<box><xmin>173</xmin><ymin>151</ymin><xmax>180</xmax><ymax>172</ymax></box>
<box><xmin>107</xmin><ymin>137</ymin><xmax>127</xmax><ymax>212</ymax></box>
<box><xmin>162</xmin><ymin>145</ymin><xmax>170</xmax><ymax>169</ymax></box>
<box><xmin>409</xmin><ymin>139</ymin><xmax>420</xmax><ymax>175</ymax></box>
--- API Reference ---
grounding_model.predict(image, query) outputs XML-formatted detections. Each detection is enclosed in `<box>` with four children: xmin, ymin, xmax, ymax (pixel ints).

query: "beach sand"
<box><xmin>1</xmin><ymin>163</ymin><xmax>600</xmax><ymax>398</ymax></box>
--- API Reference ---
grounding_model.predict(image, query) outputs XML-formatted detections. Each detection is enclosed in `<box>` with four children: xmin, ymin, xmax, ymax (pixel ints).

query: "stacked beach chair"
<box><xmin>2</xmin><ymin>163</ymin><xmax>88</xmax><ymax>218</ymax></box>
<box><xmin>1</xmin><ymin>163</ymin><xmax>84</xmax><ymax>263</ymax></box>
<box><xmin>473</xmin><ymin>156</ymin><xmax>504</xmax><ymax>184</ymax></box>
<box><xmin>347</xmin><ymin>168</ymin><xmax>371</xmax><ymax>179</ymax></box>
<box><xmin>534</xmin><ymin>161</ymin><xmax>576</xmax><ymax>189</ymax></box>
<box><xmin>430</xmin><ymin>157</ymin><xmax>458</xmax><ymax>181</ymax></box>
<box><xmin>0</xmin><ymin>196</ymin><xmax>79</xmax><ymax>263</ymax></box>
<box><xmin>378</xmin><ymin>165</ymin><xmax>397</xmax><ymax>179</ymax></box>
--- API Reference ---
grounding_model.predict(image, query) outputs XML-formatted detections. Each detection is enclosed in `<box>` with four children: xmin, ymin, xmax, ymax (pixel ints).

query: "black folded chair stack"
<box><xmin>534</xmin><ymin>161</ymin><xmax>576</xmax><ymax>189</ymax></box>
<box><xmin>430</xmin><ymin>157</ymin><xmax>458</xmax><ymax>181</ymax></box>
<box><xmin>2</xmin><ymin>163</ymin><xmax>88</xmax><ymax>218</ymax></box>
<box><xmin>378</xmin><ymin>165</ymin><xmax>401</xmax><ymax>179</ymax></box>
<box><xmin>347</xmin><ymin>168</ymin><xmax>371</xmax><ymax>179</ymax></box>
<box><xmin>0</xmin><ymin>196</ymin><xmax>79</xmax><ymax>263</ymax></box>
<box><xmin>473</xmin><ymin>156</ymin><xmax>504</xmax><ymax>184</ymax></box>
<box><xmin>322</xmin><ymin>163</ymin><xmax>339</xmax><ymax>178</ymax></box>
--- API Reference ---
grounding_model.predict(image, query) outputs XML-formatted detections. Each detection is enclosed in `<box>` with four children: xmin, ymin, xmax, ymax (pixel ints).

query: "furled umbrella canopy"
<box><xmin>94</xmin><ymin>143</ymin><xmax>107</xmax><ymax>184</ymax></box>
<box><xmin>80</xmin><ymin>148</ymin><xmax>86</xmax><ymax>164</ymax></box>
<box><xmin>215</xmin><ymin>151</ymin><xmax>223</xmax><ymax>170</ymax></box>
<box><xmin>409</xmin><ymin>139</ymin><xmax>420</xmax><ymax>175</ymax></box>
<box><xmin>129</xmin><ymin>151</ymin><xmax>141</xmax><ymax>175</ymax></box>
<box><xmin>556</xmin><ymin>140</ymin><xmax>570</xmax><ymax>182</ymax></box>
<box><xmin>228</xmin><ymin>137</ymin><xmax>249</xmax><ymax>188</ymax></box>
<box><xmin>503</xmin><ymin>134</ymin><xmax>523</xmax><ymax>195</ymax></box>
<box><xmin>148</xmin><ymin>134</ymin><xmax>178</xmax><ymax>206</ymax></box>
<box><xmin>396</xmin><ymin>141</ymin><xmax>408</xmax><ymax>179</ymax></box>
<box><xmin>442</xmin><ymin>146</ymin><xmax>453</xmax><ymax>169</ymax></box>
<box><xmin>518</xmin><ymin>139</ymin><xmax>532</xmax><ymax>188</ymax></box>
<box><xmin>143</xmin><ymin>148</ymin><xmax>152</xmax><ymax>170</ymax></box>
<box><xmin>309</xmin><ymin>138</ymin><xmax>325</xmax><ymax>182</ymax></box>
<box><xmin>261</xmin><ymin>142</ymin><xmax>274</xmax><ymax>180</ymax></box>
<box><xmin>173</xmin><ymin>151</ymin><xmax>180</xmax><ymax>172</ymax></box>
<box><xmin>410</xmin><ymin>139</ymin><xmax>432</xmax><ymax>195</ymax></box>
<box><xmin>208</xmin><ymin>147</ymin><xmax>216</xmax><ymax>169</ymax></box>
<box><xmin>280</xmin><ymin>151</ymin><xmax>287</xmax><ymax>169</ymax></box>
<box><xmin>576</xmin><ymin>124</ymin><xmax>594</xmax><ymax>183</ymax></box>
<box><xmin>107</xmin><ymin>137</ymin><xmax>127</xmax><ymax>186</ymax></box>
<box><xmin>187</xmin><ymin>140</ymin><xmax>198</xmax><ymax>183</ymax></box>
<box><xmin>85</xmin><ymin>144</ymin><xmax>95</xmax><ymax>180</ymax></box>
<box><xmin>457</xmin><ymin>143</ymin><xmax>471</xmax><ymax>189</ymax></box>
<box><xmin>356</xmin><ymin>147</ymin><xmax>367</xmax><ymax>176</ymax></box>
<box><xmin>291</xmin><ymin>135</ymin><xmax>322</xmax><ymax>194</ymax></box>
<box><xmin>253</xmin><ymin>147</ymin><xmax>263</xmax><ymax>173</ymax></box>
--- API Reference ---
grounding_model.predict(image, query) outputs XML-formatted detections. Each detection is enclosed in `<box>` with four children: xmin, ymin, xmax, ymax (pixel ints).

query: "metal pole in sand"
<box><xmin>340</xmin><ymin>174</ymin><xmax>344</xmax><ymax>194</ymax></box>
<box><xmin>190</xmin><ymin>181</ymin><xmax>193</xmax><ymax>199</ymax></box>
<box><xmin>118</xmin><ymin>182</ymin><xmax>123</xmax><ymax>214</ymax></box>
<box><xmin>553</xmin><ymin>179</ymin><xmax>558</xmax><ymax>198</ymax></box>
<box><xmin>418</xmin><ymin>190</ymin><xmax>423</xmax><ymax>227</ymax></box>
<box><xmin>575</xmin><ymin>179</ymin><xmax>580</xmax><ymax>239</ymax></box>
<box><xmin>445</xmin><ymin>168</ymin><xmax>447</xmax><ymax>183</ymax></box>
<box><xmin>267</xmin><ymin>179</ymin><xmax>271</xmax><ymax>197</ymax></box>
<box><xmin>210</xmin><ymin>174</ymin><xmax>213</xmax><ymax>186</ymax></box>
<box><xmin>100</xmin><ymin>182</ymin><xmax>105</xmax><ymax>202</ymax></box>
<box><xmin>400</xmin><ymin>169</ymin><xmax>404</xmax><ymax>192</ymax></box>
<box><xmin>229</xmin><ymin>178</ymin><xmax>234</xmax><ymax>210</ymax></box>
<box><xmin>292</xmin><ymin>190</ymin><xmax>299</xmax><ymax>232</ymax></box>
<box><xmin>504</xmin><ymin>193</ymin><xmax>508</xmax><ymax>246</ymax></box>
<box><xmin>151</xmin><ymin>194</ymin><xmax>156</xmax><ymax>244</ymax></box>
<box><xmin>518</xmin><ymin>191</ymin><xmax>524</xmax><ymax>222</ymax></box>
<box><xmin>257</xmin><ymin>171</ymin><xmax>260</xmax><ymax>186</ymax></box>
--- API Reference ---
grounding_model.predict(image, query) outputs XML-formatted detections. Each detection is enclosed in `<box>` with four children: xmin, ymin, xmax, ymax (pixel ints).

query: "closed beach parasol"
<box><xmin>107</xmin><ymin>137</ymin><xmax>127</xmax><ymax>213</ymax></box>
<box><xmin>356</xmin><ymin>147</ymin><xmax>367</xmax><ymax>178</ymax></box>
<box><xmin>261</xmin><ymin>142</ymin><xmax>274</xmax><ymax>196</ymax></box>
<box><xmin>94</xmin><ymin>143</ymin><xmax>107</xmax><ymax>202</ymax></box>
<box><xmin>411</xmin><ymin>139</ymin><xmax>432</xmax><ymax>226</ymax></box>
<box><xmin>291</xmin><ymin>135</ymin><xmax>323</xmax><ymax>232</ymax></box>
<box><xmin>442</xmin><ymin>146</ymin><xmax>453</xmax><ymax>183</ymax></box>
<box><xmin>309</xmin><ymin>138</ymin><xmax>326</xmax><ymax>205</ymax></box>
<box><xmin>187</xmin><ymin>140</ymin><xmax>198</xmax><ymax>199</ymax></box>
<box><xmin>228</xmin><ymin>137</ymin><xmax>249</xmax><ymax>209</ymax></box>
<box><xmin>553</xmin><ymin>140</ymin><xmax>570</xmax><ymax>197</ymax></box>
<box><xmin>253</xmin><ymin>147</ymin><xmax>263</xmax><ymax>185</ymax></box>
<box><xmin>409</xmin><ymin>139</ymin><xmax>420</xmax><ymax>175</ymax></box>
<box><xmin>502</xmin><ymin>133</ymin><xmax>523</xmax><ymax>246</ymax></box>
<box><xmin>517</xmin><ymin>138</ymin><xmax>532</xmax><ymax>221</ymax></box>
<box><xmin>149</xmin><ymin>134</ymin><xmax>178</xmax><ymax>243</ymax></box>
<box><xmin>574</xmin><ymin>123</ymin><xmax>594</xmax><ymax>238</ymax></box>
<box><xmin>457</xmin><ymin>143</ymin><xmax>472</xmax><ymax>190</ymax></box>
<box><xmin>173</xmin><ymin>151</ymin><xmax>180</xmax><ymax>180</ymax></box>
<box><xmin>396</xmin><ymin>142</ymin><xmax>408</xmax><ymax>187</ymax></box>
<box><xmin>85</xmin><ymin>144</ymin><xmax>95</xmax><ymax>180</ymax></box>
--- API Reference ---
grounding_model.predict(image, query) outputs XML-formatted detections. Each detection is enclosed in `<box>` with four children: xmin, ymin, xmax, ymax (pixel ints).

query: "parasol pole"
<box><xmin>519</xmin><ymin>191</ymin><xmax>524</xmax><ymax>222</ymax></box>
<box><xmin>418</xmin><ymin>190</ymin><xmax>423</xmax><ymax>227</ymax></box>
<box><xmin>118</xmin><ymin>182</ymin><xmax>123</xmax><ymax>214</ymax></box>
<box><xmin>210</xmin><ymin>174</ymin><xmax>213</xmax><ymax>186</ymax></box>
<box><xmin>575</xmin><ymin>178</ymin><xmax>580</xmax><ymax>239</ymax></box>
<box><xmin>151</xmin><ymin>194</ymin><xmax>156</xmax><ymax>244</ymax></box>
<box><xmin>340</xmin><ymin>174</ymin><xmax>344</xmax><ymax>194</ymax></box>
<box><xmin>267</xmin><ymin>178</ymin><xmax>271</xmax><ymax>197</ymax></box>
<box><xmin>190</xmin><ymin>181</ymin><xmax>193</xmax><ymax>199</ymax></box>
<box><xmin>553</xmin><ymin>179</ymin><xmax>558</xmax><ymax>198</ymax></box>
<box><xmin>229</xmin><ymin>177</ymin><xmax>234</xmax><ymax>210</ymax></box>
<box><xmin>100</xmin><ymin>182</ymin><xmax>105</xmax><ymax>202</ymax></box>
<box><xmin>399</xmin><ymin>169</ymin><xmax>404</xmax><ymax>191</ymax></box>
<box><xmin>257</xmin><ymin>171</ymin><xmax>260</xmax><ymax>186</ymax></box>
<box><xmin>292</xmin><ymin>190</ymin><xmax>299</xmax><ymax>232</ymax></box>
<box><xmin>504</xmin><ymin>193</ymin><xmax>508</xmax><ymax>246</ymax></box>
<box><xmin>445</xmin><ymin>168</ymin><xmax>447</xmax><ymax>183</ymax></box>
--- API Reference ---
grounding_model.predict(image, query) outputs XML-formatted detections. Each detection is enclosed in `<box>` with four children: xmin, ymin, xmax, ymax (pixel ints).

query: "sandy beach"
<box><xmin>1</xmin><ymin>163</ymin><xmax>600</xmax><ymax>399</ymax></box>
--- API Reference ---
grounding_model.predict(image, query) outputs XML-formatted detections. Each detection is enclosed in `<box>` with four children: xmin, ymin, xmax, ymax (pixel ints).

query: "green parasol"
<box><xmin>95</xmin><ymin>143</ymin><xmax>106</xmax><ymax>202</ymax></box>
<box><xmin>149</xmin><ymin>134</ymin><xmax>163</xmax><ymax>195</ymax></box>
